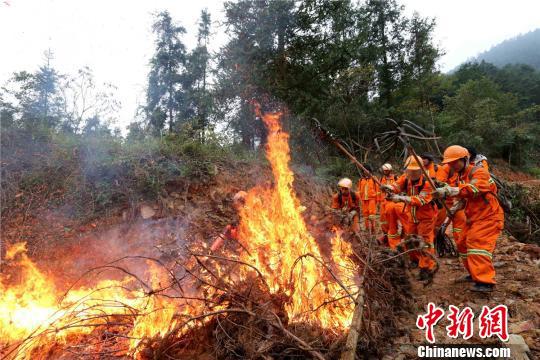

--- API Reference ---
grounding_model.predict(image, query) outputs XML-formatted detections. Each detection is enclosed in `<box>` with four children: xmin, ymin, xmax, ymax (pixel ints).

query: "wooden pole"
<box><xmin>329</xmin><ymin>138</ymin><xmax>383</xmax><ymax>187</ymax></box>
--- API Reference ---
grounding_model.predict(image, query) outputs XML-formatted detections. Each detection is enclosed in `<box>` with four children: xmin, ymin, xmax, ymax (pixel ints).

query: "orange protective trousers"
<box><xmin>385</xmin><ymin>202</ymin><xmax>408</xmax><ymax>249</ymax></box>
<box><xmin>404</xmin><ymin>218</ymin><xmax>436</xmax><ymax>271</ymax></box>
<box><xmin>461</xmin><ymin>219</ymin><xmax>503</xmax><ymax>284</ymax></box>
<box><xmin>362</xmin><ymin>199</ymin><xmax>377</xmax><ymax>232</ymax></box>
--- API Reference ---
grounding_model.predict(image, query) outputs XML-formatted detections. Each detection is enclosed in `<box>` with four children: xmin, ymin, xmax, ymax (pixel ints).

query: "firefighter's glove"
<box><xmin>390</xmin><ymin>195</ymin><xmax>411</xmax><ymax>203</ymax></box>
<box><xmin>433</xmin><ymin>185</ymin><xmax>459</xmax><ymax>199</ymax></box>
<box><xmin>381</xmin><ymin>184</ymin><xmax>394</xmax><ymax>193</ymax></box>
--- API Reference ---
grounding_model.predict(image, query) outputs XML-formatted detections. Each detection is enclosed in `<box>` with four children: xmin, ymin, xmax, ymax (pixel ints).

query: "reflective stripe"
<box><xmin>468</xmin><ymin>184</ymin><xmax>480</xmax><ymax>197</ymax></box>
<box><xmin>488</xmin><ymin>178</ymin><xmax>495</xmax><ymax>184</ymax></box>
<box><xmin>415</xmin><ymin>195</ymin><xmax>426</xmax><ymax>206</ymax></box>
<box><xmin>380</xmin><ymin>221</ymin><xmax>388</xmax><ymax>224</ymax></box>
<box><xmin>424</xmin><ymin>243</ymin><xmax>435</xmax><ymax>249</ymax></box>
<box><xmin>411</xmin><ymin>206</ymin><xmax>418</xmax><ymax>223</ymax></box>
<box><xmin>452</xmin><ymin>228</ymin><xmax>462</xmax><ymax>233</ymax></box>
<box><xmin>459</xmin><ymin>252</ymin><xmax>468</xmax><ymax>258</ymax></box>
<box><xmin>388</xmin><ymin>233</ymin><xmax>400</xmax><ymax>238</ymax></box>
<box><xmin>467</xmin><ymin>249</ymin><xmax>493</xmax><ymax>259</ymax></box>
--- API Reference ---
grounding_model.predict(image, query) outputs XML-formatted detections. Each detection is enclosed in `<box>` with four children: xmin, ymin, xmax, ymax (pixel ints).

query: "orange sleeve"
<box><xmin>458</xmin><ymin>167</ymin><xmax>492</xmax><ymax>199</ymax></box>
<box><xmin>331</xmin><ymin>194</ymin><xmax>340</xmax><ymax>209</ymax></box>
<box><xmin>409</xmin><ymin>179</ymin><xmax>433</xmax><ymax>207</ymax></box>
<box><xmin>377</xmin><ymin>177</ymin><xmax>383</xmax><ymax>201</ymax></box>
<box><xmin>392</xmin><ymin>174</ymin><xmax>407</xmax><ymax>193</ymax></box>
<box><xmin>482</xmin><ymin>159</ymin><xmax>490</xmax><ymax>172</ymax></box>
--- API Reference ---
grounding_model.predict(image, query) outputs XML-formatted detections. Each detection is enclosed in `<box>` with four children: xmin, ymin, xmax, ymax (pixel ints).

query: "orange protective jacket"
<box><xmin>379</xmin><ymin>175</ymin><xmax>397</xmax><ymax>201</ymax></box>
<box><xmin>391</xmin><ymin>174</ymin><xmax>436</xmax><ymax>223</ymax></box>
<box><xmin>332</xmin><ymin>191</ymin><xmax>360</xmax><ymax>212</ymax></box>
<box><xmin>438</xmin><ymin>162</ymin><xmax>497</xmax><ymax>196</ymax></box>
<box><xmin>358</xmin><ymin>178</ymin><xmax>378</xmax><ymax>201</ymax></box>
<box><xmin>455</xmin><ymin>165</ymin><xmax>503</xmax><ymax>223</ymax></box>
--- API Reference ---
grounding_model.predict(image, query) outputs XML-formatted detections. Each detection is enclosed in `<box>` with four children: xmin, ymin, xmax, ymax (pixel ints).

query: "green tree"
<box><xmin>2</xmin><ymin>51</ymin><xmax>65</xmax><ymax>132</ymax></box>
<box><xmin>146</xmin><ymin>11</ymin><xmax>187</xmax><ymax>133</ymax></box>
<box><xmin>214</xmin><ymin>0</ymin><xmax>296</xmax><ymax>148</ymax></box>
<box><xmin>437</xmin><ymin>77</ymin><xmax>539</xmax><ymax>166</ymax></box>
<box><xmin>185</xmin><ymin>9</ymin><xmax>213</xmax><ymax>141</ymax></box>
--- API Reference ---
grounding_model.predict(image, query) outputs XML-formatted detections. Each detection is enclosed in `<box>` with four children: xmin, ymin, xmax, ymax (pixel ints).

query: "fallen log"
<box><xmin>340</xmin><ymin>233</ymin><xmax>372</xmax><ymax>360</ymax></box>
<box><xmin>340</xmin><ymin>286</ymin><xmax>366</xmax><ymax>360</ymax></box>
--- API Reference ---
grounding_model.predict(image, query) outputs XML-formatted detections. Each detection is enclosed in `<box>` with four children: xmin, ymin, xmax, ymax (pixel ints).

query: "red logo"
<box><xmin>478</xmin><ymin>305</ymin><xmax>509</xmax><ymax>341</ymax></box>
<box><xmin>416</xmin><ymin>302</ymin><xmax>445</xmax><ymax>343</ymax></box>
<box><xmin>446</xmin><ymin>305</ymin><xmax>474</xmax><ymax>339</ymax></box>
<box><xmin>417</xmin><ymin>304</ymin><xmax>508</xmax><ymax>343</ymax></box>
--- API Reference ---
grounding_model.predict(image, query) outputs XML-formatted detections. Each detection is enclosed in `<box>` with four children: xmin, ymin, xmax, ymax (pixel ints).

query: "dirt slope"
<box><xmin>389</xmin><ymin>234</ymin><xmax>540</xmax><ymax>359</ymax></box>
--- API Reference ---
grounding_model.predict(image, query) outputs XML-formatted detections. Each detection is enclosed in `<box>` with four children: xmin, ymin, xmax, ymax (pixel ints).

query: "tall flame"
<box><xmin>0</xmin><ymin>109</ymin><xmax>359</xmax><ymax>358</ymax></box>
<box><xmin>237</xmin><ymin>111</ymin><xmax>358</xmax><ymax>329</ymax></box>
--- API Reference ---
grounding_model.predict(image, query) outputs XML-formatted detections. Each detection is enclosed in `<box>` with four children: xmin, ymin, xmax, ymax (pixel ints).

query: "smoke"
<box><xmin>30</xmin><ymin>214</ymin><xmax>193</xmax><ymax>292</ymax></box>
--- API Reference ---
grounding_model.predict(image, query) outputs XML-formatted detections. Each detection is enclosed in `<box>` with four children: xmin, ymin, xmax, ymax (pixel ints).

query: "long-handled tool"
<box><xmin>311</xmin><ymin>118</ymin><xmax>384</xmax><ymax>188</ymax></box>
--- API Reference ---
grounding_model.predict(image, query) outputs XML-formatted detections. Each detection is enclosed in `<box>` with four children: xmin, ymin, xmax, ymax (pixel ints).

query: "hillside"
<box><xmin>472</xmin><ymin>29</ymin><xmax>540</xmax><ymax>70</ymax></box>
<box><xmin>1</xmin><ymin>125</ymin><xmax>539</xmax><ymax>358</ymax></box>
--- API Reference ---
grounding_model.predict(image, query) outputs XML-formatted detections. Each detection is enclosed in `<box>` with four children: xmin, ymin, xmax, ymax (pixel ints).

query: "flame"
<box><xmin>237</xmin><ymin>111</ymin><xmax>359</xmax><ymax>329</ymax></box>
<box><xmin>0</xmin><ymin>109</ymin><xmax>359</xmax><ymax>358</ymax></box>
<box><xmin>0</xmin><ymin>244</ymin><xmax>189</xmax><ymax>359</ymax></box>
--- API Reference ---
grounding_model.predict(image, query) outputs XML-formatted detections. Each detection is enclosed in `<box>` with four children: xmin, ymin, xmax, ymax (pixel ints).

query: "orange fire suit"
<box><xmin>379</xmin><ymin>175</ymin><xmax>398</xmax><ymax>235</ymax></box>
<box><xmin>332</xmin><ymin>191</ymin><xmax>361</xmax><ymax>232</ymax></box>
<box><xmin>435</xmin><ymin>164</ymin><xmax>467</xmax><ymax>251</ymax></box>
<box><xmin>390</xmin><ymin>174</ymin><xmax>437</xmax><ymax>271</ymax></box>
<box><xmin>455</xmin><ymin>164</ymin><xmax>504</xmax><ymax>285</ymax></box>
<box><xmin>385</xmin><ymin>201</ymin><xmax>408</xmax><ymax>249</ymax></box>
<box><xmin>358</xmin><ymin>178</ymin><xmax>378</xmax><ymax>232</ymax></box>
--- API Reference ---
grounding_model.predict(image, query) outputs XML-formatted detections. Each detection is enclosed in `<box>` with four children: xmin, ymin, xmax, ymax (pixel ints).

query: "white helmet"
<box><xmin>233</xmin><ymin>191</ymin><xmax>247</xmax><ymax>204</ymax></box>
<box><xmin>338</xmin><ymin>178</ymin><xmax>353</xmax><ymax>189</ymax></box>
<box><xmin>381</xmin><ymin>163</ymin><xmax>393</xmax><ymax>171</ymax></box>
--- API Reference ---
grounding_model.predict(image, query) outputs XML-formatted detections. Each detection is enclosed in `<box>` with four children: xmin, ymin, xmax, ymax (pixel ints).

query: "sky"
<box><xmin>1</xmin><ymin>0</ymin><xmax>539</xmax><ymax>130</ymax></box>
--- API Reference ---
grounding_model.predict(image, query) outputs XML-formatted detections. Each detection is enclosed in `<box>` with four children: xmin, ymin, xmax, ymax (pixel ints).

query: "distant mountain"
<box><xmin>472</xmin><ymin>29</ymin><xmax>540</xmax><ymax>70</ymax></box>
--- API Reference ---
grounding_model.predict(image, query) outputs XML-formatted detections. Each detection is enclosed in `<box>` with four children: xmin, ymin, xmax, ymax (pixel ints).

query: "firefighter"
<box><xmin>210</xmin><ymin>191</ymin><xmax>247</xmax><ymax>251</ymax></box>
<box><xmin>332</xmin><ymin>178</ymin><xmax>360</xmax><ymax>232</ymax></box>
<box><xmin>378</xmin><ymin>163</ymin><xmax>397</xmax><ymax>243</ymax></box>
<box><xmin>434</xmin><ymin>145</ymin><xmax>504</xmax><ymax>292</ymax></box>
<box><xmin>358</xmin><ymin>167</ymin><xmax>378</xmax><ymax>233</ymax></box>
<box><xmin>382</xmin><ymin>156</ymin><xmax>438</xmax><ymax>280</ymax></box>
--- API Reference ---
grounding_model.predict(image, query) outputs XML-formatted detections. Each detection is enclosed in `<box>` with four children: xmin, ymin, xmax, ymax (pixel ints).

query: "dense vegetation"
<box><xmin>1</xmin><ymin>0</ymin><xmax>539</xmax><ymax>219</ymax></box>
